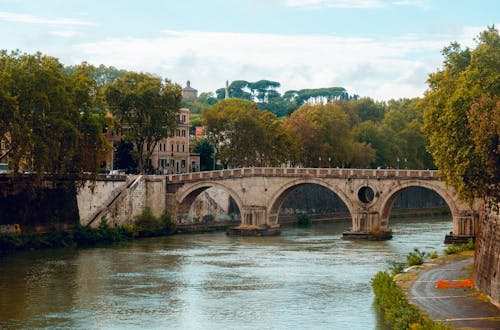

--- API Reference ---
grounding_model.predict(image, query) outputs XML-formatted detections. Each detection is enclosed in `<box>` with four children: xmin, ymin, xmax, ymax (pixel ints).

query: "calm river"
<box><xmin>0</xmin><ymin>217</ymin><xmax>452</xmax><ymax>329</ymax></box>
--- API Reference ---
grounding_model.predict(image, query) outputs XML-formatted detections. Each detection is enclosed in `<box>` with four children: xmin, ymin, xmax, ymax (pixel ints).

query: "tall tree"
<box><xmin>202</xmin><ymin>99</ymin><xmax>294</xmax><ymax>168</ymax></box>
<box><xmin>284</xmin><ymin>103</ymin><xmax>375</xmax><ymax>168</ymax></box>
<box><xmin>104</xmin><ymin>72</ymin><xmax>182</xmax><ymax>173</ymax></box>
<box><xmin>422</xmin><ymin>26</ymin><xmax>500</xmax><ymax>202</ymax></box>
<box><xmin>193</xmin><ymin>138</ymin><xmax>214</xmax><ymax>171</ymax></box>
<box><xmin>0</xmin><ymin>51</ymin><xmax>110</xmax><ymax>182</ymax></box>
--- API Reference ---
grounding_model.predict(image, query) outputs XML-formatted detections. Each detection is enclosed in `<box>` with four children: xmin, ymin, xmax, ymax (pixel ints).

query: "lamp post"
<box><xmin>213</xmin><ymin>148</ymin><xmax>216</xmax><ymax>171</ymax></box>
<box><xmin>328</xmin><ymin>157</ymin><xmax>331</xmax><ymax>168</ymax></box>
<box><xmin>319</xmin><ymin>156</ymin><xmax>322</xmax><ymax>168</ymax></box>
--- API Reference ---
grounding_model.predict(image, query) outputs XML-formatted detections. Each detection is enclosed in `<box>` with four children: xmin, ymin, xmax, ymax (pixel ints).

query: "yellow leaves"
<box><xmin>422</xmin><ymin>27</ymin><xmax>500</xmax><ymax>203</ymax></box>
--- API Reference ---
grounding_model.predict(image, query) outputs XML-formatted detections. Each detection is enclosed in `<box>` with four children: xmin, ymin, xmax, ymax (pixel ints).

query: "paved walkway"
<box><xmin>407</xmin><ymin>257</ymin><xmax>500</xmax><ymax>329</ymax></box>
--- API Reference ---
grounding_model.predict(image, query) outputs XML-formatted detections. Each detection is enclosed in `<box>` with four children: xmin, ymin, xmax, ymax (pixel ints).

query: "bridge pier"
<box><xmin>342</xmin><ymin>210</ymin><xmax>392</xmax><ymax>241</ymax></box>
<box><xmin>227</xmin><ymin>206</ymin><xmax>281</xmax><ymax>236</ymax></box>
<box><xmin>444</xmin><ymin>212</ymin><xmax>478</xmax><ymax>244</ymax></box>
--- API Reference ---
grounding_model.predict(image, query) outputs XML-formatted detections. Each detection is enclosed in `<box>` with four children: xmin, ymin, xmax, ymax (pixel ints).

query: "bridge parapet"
<box><xmin>167</xmin><ymin>167</ymin><xmax>439</xmax><ymax>183</ymax></box>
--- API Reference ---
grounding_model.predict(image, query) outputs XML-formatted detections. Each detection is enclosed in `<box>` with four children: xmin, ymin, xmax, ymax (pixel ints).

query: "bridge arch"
<box><xmin>268</xmin><ymin>178</ymin><xmax>355</xmax><ymax>223</ymax></box>
<box><xmin>177</xmin><ymin>181</ymin><xmax>244</xmax><ymax>221</ymax></box>
<box><xmin>378</xmin><ymin>180</ymin><xmax>458</xmax><ymax>224</ymax></box>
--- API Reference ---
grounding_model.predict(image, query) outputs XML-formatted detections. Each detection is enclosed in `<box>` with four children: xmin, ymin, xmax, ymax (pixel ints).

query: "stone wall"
<box><xmin>474</xmin><ymin>202</ymin><xmax>500</xmax><ymax>307</ymax></box>
<box><xmin>76</xmin><ymin>176</ymin><xmax>167</xmax><ymax>227</ymax></box>
<box><xmin>0</xmin><ymin>179</ymin><xmax>79</xmax><ymax>232</ymax></box>
<box><xmin>76</xmin><ymin>178</ymin><xmax>128</xmax><ymax>226</ymax></box>
<box><xmin>189</xmin><ymin>188</ymin><xmax>230</xmax><ymax>222</ymax></box>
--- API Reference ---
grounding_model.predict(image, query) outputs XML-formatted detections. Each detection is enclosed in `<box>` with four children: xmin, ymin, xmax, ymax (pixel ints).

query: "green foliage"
<box><xmin>283</xmin><ymin>102</ymin><xmax>375</xmax><ymax>168</ymax></box>
<box><xmin>0</xmin><ymin>220</ymin><xmax>135</xmax><ymax>253</ymax></box>
<box><xmin>388</xmin><ymin>261</ymin><xmax>406</xmax><ymax>276</ymax></box>
<box><xmin>0</xmin><ymin>50</ymin><xmax>110</xmax><ymax>183</ymax></box>
<box><xmin>134</xmin><ymin>207</ymin><xmax>177</xmax><ymax>237</ymax></box>
<box><xmin>429</xmin><ymin>251</ymin><xmax>438</xmax><ymax>259</ymax></box>
<box><xmin>203</xmin><ymin>99</ymin><xmax>295</xmax><ymax>168</ymax></box>
<box><xmin>158</xmin><ymin>210</ymin><xmax>177</xmax><ymax>235</ymax></box>
<box><xmin>444</xmin><ymin>239</ymin><xmax>475</xmax><ymax>255</ymax></box>
<box><xmin>422</xmin><ymin>26</ymin><xmax>500</xmax><ymax>203</ymax></box>
<box><xmin>114</xmin><ymin>140</ymin><xmax>137</xmax><ymax>172</ymax></box>
<box><xmin>371</xmin><ymin>271</ymin><xmax>451</xmax><ymax>329</ymax></box>
<box><xmin>193</xmin><ymin>138</ymin><xmax>214</xmax><ymax>171</ymax></box>
<box><xmin>296</xmin><ymin>213</ymin><xmax>312</xmax><ymax>227</ymax></box>
<box><xmin>406</xmin><ymin>248</ymin><xmax>429</xmax><ymax>266</ymax></box>
<box><xmin>104</xmin><ymin>72</ymin><xmax>182</xmax><ymax>173</ymax></box>
<box><xmin>73</xmin><ymin>219</ymin><xmax>133</xmax><ymax>246</ymax></box>
<box><xmin>134</xmin><ymin>207</ymin><xmax>159</xmax><ymax>236</ymax></box>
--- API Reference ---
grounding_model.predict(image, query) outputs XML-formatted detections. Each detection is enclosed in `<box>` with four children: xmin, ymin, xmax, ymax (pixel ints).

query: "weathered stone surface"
<box><xmin>189</xmin><ymin>188</ymin><xmax>230</xmax><ymax>222</ymax></box>
<box><xmin>474</xmin><ymin>202</ymin><xmax>500</xmax><ymax>307</ymax></box>
<box><xmin>170</xmin><ymin>168</ymin><xmax>477</xmax><ymax>237</ymax></box>
<box><xmin>77</xmin><ymin>175</ymin><xmax>167</xmax><ymax>227</ymax></box>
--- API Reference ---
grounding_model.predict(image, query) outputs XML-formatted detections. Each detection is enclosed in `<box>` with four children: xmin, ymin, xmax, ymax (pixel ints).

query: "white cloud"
<box><xmin>70</xmin><ymin>30</ymin><xmax>456</xmax><ymax>100</ymax></box>
<box><xmin>49</xmin><ymin>30</ymin><xmax>82</xmax><ymax>38</ymax></box>
<box><xmin>391</xmin><ymin>0</ymin><xmax>430</xmax><ymax>9</ymax></box>
<box><xmin>284</xmin><ymin>0</ymin><xmax>386</xmax><ymax>9</ymax></box>
<box><xmin>0</xmin><ymin>11</ymin><xmax>95</xmax><ymax>26</ymax></box>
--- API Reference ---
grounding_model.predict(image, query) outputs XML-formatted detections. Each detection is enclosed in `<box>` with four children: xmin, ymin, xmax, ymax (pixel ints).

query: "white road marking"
<box><xmin>441</xmin><ymin>317</ymin><xmax>500</xmax><ymax>322</ymax></box>
<box><xmin>409</xmin><ymin>295</ymin><xmax>472</xmax><ymax>299</ymax></box>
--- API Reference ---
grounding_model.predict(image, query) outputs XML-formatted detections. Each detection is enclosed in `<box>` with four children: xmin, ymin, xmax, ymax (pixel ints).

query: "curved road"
<box><xmin>408</xmin><ymin>257</ymin><xmax>500</xmax><ymax>329</ymax></box>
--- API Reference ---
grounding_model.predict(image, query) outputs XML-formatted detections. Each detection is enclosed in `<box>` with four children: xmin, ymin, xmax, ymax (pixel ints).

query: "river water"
<box><xmin>0</xmin><ymin>217</ymin><xmax>451</xmax><ymax>329</ymax></box>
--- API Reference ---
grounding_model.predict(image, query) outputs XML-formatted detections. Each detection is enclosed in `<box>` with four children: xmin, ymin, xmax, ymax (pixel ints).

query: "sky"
<box><xmin>0</xmin><ymin>0</ymin><xmax>498</xmax><ymax>100</ymax></box>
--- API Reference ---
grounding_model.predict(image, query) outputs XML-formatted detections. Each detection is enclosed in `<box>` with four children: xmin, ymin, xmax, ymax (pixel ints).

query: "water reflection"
<box><xmin>0</xmin><ymin>217</ymin><xmax>451</xmax><ymax>329</ymax></box>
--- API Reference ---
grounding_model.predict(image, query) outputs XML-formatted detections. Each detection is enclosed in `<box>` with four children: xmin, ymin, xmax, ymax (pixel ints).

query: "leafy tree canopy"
<box><xmin>0</xmin><ymin>50</ymin><xmax>110</xmax><ymax>184</ymax></box>
<box><xmin>422</xmin><ymin>26</ymin><xmax>500</xmax><ymax>203</ymax></box>
<box><xmin>104</xmin><ymin>72</ymin><xmax>182</xmax><ymax>173</ymax></box>
<box><xmin>202</xmin><ymin>99</ymin><xmax>295</xmax><ymax>168</ymax></box>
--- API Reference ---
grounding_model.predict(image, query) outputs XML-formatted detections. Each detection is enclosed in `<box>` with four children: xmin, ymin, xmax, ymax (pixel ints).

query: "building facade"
<box><xmin>182</xmin><ymin>80</ymin><xmax>198</xmax><ymax>99</ymax></box>
<box><xmin>147</xmin><ymin>108</ymin><xmax>200</xmax><ymax>174</ymax></box>
<box><xmin>105</xmin><ymin>81</ymin><xmax>201</xmax><ymax>174</ymax></box>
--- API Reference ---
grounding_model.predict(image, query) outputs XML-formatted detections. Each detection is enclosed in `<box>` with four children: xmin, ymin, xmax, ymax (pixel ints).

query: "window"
<box><xmin>171</xmin><ymin>144</ymin><xmax>174</xmax><ymax>152</ymax></box>
<box><xmin>176</xmin><ymin>144</ymin><xmax>179</xmax><ymax>152</ymax></box>
<box><xmin>181</xmin><ymin>159</ymin><xmax>186</xmax><ymax>168</ymax></box>
<box><xmin>182</xmin><ymin>144</ymin><xmax>185</xmax><ymax>152</ymax></box>
<box><xmin>0</xmin><ymin>139</ymin><xmax>5</xmax><ymax>150</ymax></box>
<box><xmin>182</xmin><ymin>115</ymin><xmax>186</xmax><ymax>123</ymax></box>
<box><xmin>176</xmin><ymin>129</ymin><xmax>180</xmax><ymax>137</ymax></box>
<box><xmin>182</xmin><ymin>130</ymin><xmax>186</xmax><ymax>137</ymax></box>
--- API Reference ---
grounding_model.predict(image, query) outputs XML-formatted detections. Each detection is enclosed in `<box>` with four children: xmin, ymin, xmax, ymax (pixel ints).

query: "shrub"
<box><xmin>444</xmin><ymin>239</ymin><xmax>475</xmax><ymax>255</ymax></box>
<box><xmin>134</xmin><ymin>207</ymin><xmax>159</xmax><ymax>236</ymax></box>
<box><xmin>297</xmin><ymin>213</ymin><xmax>312</xmax><ymax>227</ymax></box>
<box><xmin>371</xmin><ymin>271</ymin><xmax>451</xmax><ymax>329</ymax></box>
<box><xmin>406</xmin><ymin>248</ymin><xmax>428</xmax><ymax>266</ymax></box>
<box><xmin>389</xmin><ymin>261</ymin><xmax>406</xmax><ymax>276</ymax></box>
<box><xmin>429</xmin><ymin>251</ymin><xmax>438</xmax><ymax>259</ymax></box>
<box><xmin>158</xmin><ymin>210</ymin><xmax>177</xmax><ymax>235</ymax></box>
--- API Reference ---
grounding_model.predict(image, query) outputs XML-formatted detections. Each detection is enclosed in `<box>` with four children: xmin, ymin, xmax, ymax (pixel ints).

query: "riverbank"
<box><xmin>396</xmin><ymin>252</ymin><xmax>500</xmax><ymax>329</ymax></box>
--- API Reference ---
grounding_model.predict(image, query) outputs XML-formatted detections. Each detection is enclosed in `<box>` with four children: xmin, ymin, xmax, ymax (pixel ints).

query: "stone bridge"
<box><xmin>165</xmin><ymin>167</ymin><xmax>478</xmax><ymax>240</ymax></box>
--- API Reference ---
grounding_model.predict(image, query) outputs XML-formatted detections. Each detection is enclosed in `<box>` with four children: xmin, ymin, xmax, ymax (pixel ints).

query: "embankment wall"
<box><xmin>474</xmin><ymin>202</ymin><xmax>500</xmax><ymax>307</ymax></box>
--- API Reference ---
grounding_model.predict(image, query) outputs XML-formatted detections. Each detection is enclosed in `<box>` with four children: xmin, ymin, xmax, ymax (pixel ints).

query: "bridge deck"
<box><xmin>167</xmin><ymin>167</ymin><xmax>439</xmax><ymax>183</ymax></box>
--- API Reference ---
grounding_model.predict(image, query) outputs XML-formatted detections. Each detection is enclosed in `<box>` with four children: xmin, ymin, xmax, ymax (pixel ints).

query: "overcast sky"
<box><xmin>1</xmin><ymin>0</ymin><xmax>498</xmax><ymax>100</ymax></box>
